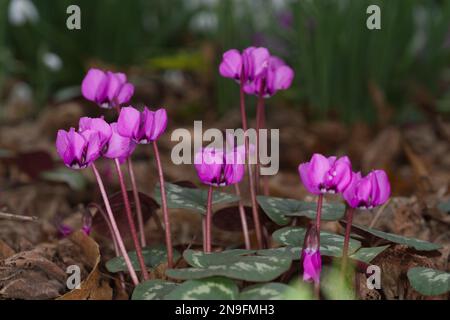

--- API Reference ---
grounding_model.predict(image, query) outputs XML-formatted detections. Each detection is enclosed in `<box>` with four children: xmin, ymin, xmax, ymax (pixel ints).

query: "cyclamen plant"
<box><xmin>219</xmin><ymin>46</ymin><xmax>294</xmax><ymax>249</ymax></box>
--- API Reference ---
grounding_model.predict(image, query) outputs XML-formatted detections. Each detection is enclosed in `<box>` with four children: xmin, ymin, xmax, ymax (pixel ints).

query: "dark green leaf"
<box><xmin>166</xmin><ymin>255</ymin><xmax>291</xmax><ymax>282</ymax></box>
<box><xmin>155</xmin><ymin>182</ymin><xmax>239</xmax><ymax>214</ymax></box>
<box><xmin>257</xmin><ymin>196</ymin><xmax>345</xmax><ymax>226</ymax></box>
<box><xmin>239</xmin><ymin>283</ymin><xmax>296</xmax><ymax>300</ymax></box>
<box><xmin>353</xmin><ymin>224</ymin><xmax>442</xmax><ymax>251</ymax></box>
<box><xmin>131</xmin><ymin>280</ymin><xmax>178</xmax><ymax>300</ymax></box>
<box><xmin>272</xmin><ymin>227</ymin><xmax>361</xmax><ymax>257</ymax></box>
<box><xmin>407</xmin><ymin>267</ymin><xmax>450</xmax><ymax>296</ymax></box>
<box><xmin>349</xmin><ymin>245</ymin><xmax>390</xmax><ymax>263</ymax></box>
<box><xmin>164</xmin><ymin>277</ymin><xmax>238</xmax><ymax>300</ymax></box>
<box><xmin>106</xmin><ymin>245</ymin><xmax>180</xmax><ymax>273</ymax></box>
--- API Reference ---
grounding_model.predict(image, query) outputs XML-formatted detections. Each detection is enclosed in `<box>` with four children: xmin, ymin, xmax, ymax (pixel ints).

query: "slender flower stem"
<box><xmin>91</xmin><ymin>164</ymin><xmax>139</xmax><ymax>286</ymax></box>
<box><xmin>127</xmin><ymin>158</ymin><xmax>146</xmax><ymax>247</ymax></box>
<box><xmin>202</xmin><ymin>217</ymin><xmax>207</xmax><ymax>251</ymax></box>
<box><xmin>341</xmin><ymin>207</ymin><xmax>355</xmax><ymax>275</ymax></box>
<box><xmin>234</xmin><ymin>184</ymin><xmax>251</xmax><ymax>250</ymax></box>
<box><xmin>152</xmin><ymin>141</ymin><xmax>174</xmax><ymax>268</ymax></box>
<box><xmin>255</xmin><ymin>81</ymin><xmax>265</xmax><ymax>195</ymax></box>
<box><xmin>114</xmin><ymin>159</ymin><xmax>149</xmax><ymax>281</ymax></box>
<box><xmin>240</xmin><ymin>80</ymin><xmax>264</xmax><ymax>249</ymax></box>
<box><xmin>316</xmin><ymin>194</ymin><xmax>323</xmax><ymax>247</ymax></box>
<box><xmin>205</xmin><ymin>185</ymin><xmax>214</xmax><ymax>252</ymax></box>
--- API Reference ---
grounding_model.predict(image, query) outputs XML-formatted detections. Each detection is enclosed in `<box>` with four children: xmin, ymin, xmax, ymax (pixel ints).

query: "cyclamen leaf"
<box><xmin>164</xmin><ymin>277</ymin><xmax>238</xmax><ymax>300</ymax></box>
<box><xmin>106</xmin><ymin>245</ymin><xmax>180</xmax><ymax>273</ymax></box>
<box><xmin>437</xmin><ymin>200</ymin><xmax>450</xmax><ymax>213</ymax></box>
<box><xmin>272</xmin><ymin>227</ymin><xmax>361</xmax><ymax>257</ymax></box>
<box><xmin>183</xmin><ymin>249</ymin><xmax>256</xmax><ymax>268</ymax></box>
<box><xmin>40</xmin><ymin>167</ymin><xmax>87</xmax><ymax>191</ymax></box>
<box><xmin>407</xmin><ymin>267</ymin><xmax>450</xmax><ymax>296</ymax></box>
<box><xmin>154</xmin><ymin>182</ymin><xmax>239</xmax><ymax>214</ymax></box>
<box><xmin>352</xmin><ymin>224</ymin><xmax>442</xmax><ymax>251</ymax></box>
<box><xmin>166</xmin><ymin>255</ymin><xmax>292</xmax><ymax>282</ymax></box>
<box><xmin>349</xmin><ymin>245</ymin><xmax>390</xmax><ymax>263</ymax></box>
<box><xmin>239</xmin><ymin>283</ymin><xmax>296</xmax><ymax>300</ymax></box>
<box><xmin>257</xmin><ymin>196</ymin><xmax>345</xmax><ymax>226</ymax></box>
<box><xmin>131</xmin><ymin>280</ymin><xmax>178</xmax><ymax>300</ymax></box>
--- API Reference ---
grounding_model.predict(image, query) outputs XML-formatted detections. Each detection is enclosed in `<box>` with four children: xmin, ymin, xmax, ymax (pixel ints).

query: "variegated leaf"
<box><xmin>154</xmin><ymin>182</ymin><xmax>239</xmax><ymax>214</ymax></box>
<box><xmin>164</xmin><ymin>277</ymin><xmax>238</xmax><ymax>300</ymax></box>
<box><xmin>239</xmin><ymin>283</ymin><xmax>295</xmax><ymax>300</ymax></box>
<box><xmin>407</xmin><ymin>267</ymin><xmax>450</xmax><ymax>296</ymax></box>
<box><xmin>131</xmin><ymin>280</ymin><xmax>177</xmax><ymax>300</ymax></box>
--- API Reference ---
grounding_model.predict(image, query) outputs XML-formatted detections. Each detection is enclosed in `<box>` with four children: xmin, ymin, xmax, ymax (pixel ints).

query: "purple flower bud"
<box><xmin>194</xmin><ymin>147</ymin><xmax>244</xmax><ymax>187</ymax></box>
<box><xmin>343</xmin><ymin>170</ymin><xmax>391</xmax><ymax>209</ymax></box>
<box><xmin>219</xmin><ymin>47</ymin><xmax>270</xmax><ymax>83</ymax></box>
<box><xmin>117</xmin><ymin>106</ymin><xmax>168</xmax><ymax>144</ymax></box>
<box><xmin>56</xmin><ymin>128</ymin><xmax>102</xmax><ymax>169</ymax></box>
<box><xmin>298</xmin><ymin>153</ymin><xmax>352</xmax><ymax>195</ymax></box>
<box><xmin>58</xmin><ymin>224</ymin><xmax>74</xmax><ymax>238</ymax></box>
<box><xmin>81</xmin><ymin>68</ymin><xmax>134</xmax><ymax>108</ymax></box>
<box><xmin>103</xmin><ymin>122</ymin><xmax>136</xmax><ymax>162</ymax></box>
<box><xmin>301</xmin><ymin>224</ymin><xmax>321</xmax><ymax>284</ymax></box>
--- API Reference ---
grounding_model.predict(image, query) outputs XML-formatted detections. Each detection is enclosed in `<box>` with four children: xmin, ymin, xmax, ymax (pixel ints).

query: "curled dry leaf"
<box><xmin>58</xmin><ymin>231</ymin><xmax>112</xmax><ymax>300</ymax></box>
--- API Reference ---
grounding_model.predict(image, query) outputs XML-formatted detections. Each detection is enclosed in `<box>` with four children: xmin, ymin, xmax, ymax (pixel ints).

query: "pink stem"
<box><xmin>341</xmin><ymin>207</ymin><xmax>354</xmax><ymax>275</ymax></box>
<box><xmin>202</xmin><ymin>216</ymin><xmax>207</xmax><ymax>251</ymax></box>
<box><xmin>91</xmin><ymin>164</ymin><xmax>139</xmax><ymax>286</ymax></box>
<box><xmin>152</xmin><ymin>141</ymin><xmax>174</xmax><ymax>268</ymax></box>
<box><xmin>114</xmin><ymin>159</ymin><xmax>149</xmax><ymax>281</ymax></box>
<box><xmin>255</xmin><ymin>82</ymin><xmax>265</xmax><ymax>194</ymax></box>
<box><xmin>316</xmin><ymin>194</ymin><xmax>323</xmax><ymax>247</ymax></box>
<box><xmin>240</xmin><ymin>80</ymin><xmax>264</xmax><ymax>249</ymax></box>
<box><xmin>127</xmin><ymin>158</ymin><xmax>146</xmax><ymax>248</ymax></box>
<box><xmin>234</xmin><ymin>184</ymin><xmax>251</xmax><ymax>249</ymax></box>
<box><xmin>205</xmin><ymin>185</ymin><xmax>214</xmax><ymax>252</ymax></box>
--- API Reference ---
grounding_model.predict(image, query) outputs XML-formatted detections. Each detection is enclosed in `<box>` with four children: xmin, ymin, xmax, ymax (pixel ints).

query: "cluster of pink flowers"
<box><xmin>298</xmin><ymin>153</ymin><xmax>391</xmax><ymax>284</ymax></box>
<box><xmin>219</xmin><ymin>46</ymin><xmax>294</xmax><ymax>98</ymax></box>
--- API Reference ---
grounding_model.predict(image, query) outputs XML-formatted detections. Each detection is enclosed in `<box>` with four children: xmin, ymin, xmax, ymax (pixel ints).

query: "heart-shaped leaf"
<box><xmin>183</xmin><ymin>249</ymin><xmax>256</xmax><ymax>268</ymax></box>
<box><xmin>351</xmin><ymin>224</ymin><xmax>442</xmax><ymax>251</ymax></box>
<box><xmin>349</xmin><ymin>245</ymin><xmax>390</xmax><ymax>263</ymax></box>
<box><xmin>131</xmin><ymin>280</ymin><xmax>178</xmax><ymax>300</ymax></box>
<box><xmin>154</xmin><ymin>182</ymin><xmax>239</xmax><ymax>214</ymax></box>
<box><xmin>166</xmin><ymin>255</ymin><xmax>291</xmax><ymax>282</ymax></box>
<box><xmin>239</xmin><ymin>283</ymin><xmax>295</xmax><ymax>300</ymax></box>
<box><xmin>407</xmin><ymin>267</ymin><xmax>450</xmax><ymax>296</ymax></box>
<box><xmin>257</xmin><ymin>246</ymin><xmax>302</xmax><ymax>260</ymax></box>
<box><xmin>257</xmin><ymin>196</ymin><xmax>345</xmax><ymax>226</ymax></box>
<box><xmin>106</xmin><ymin>245</ymin><xmax>180</xmax><ymax>273</ymax></box>
<box><xmin>272</xmin><ymin>227</ymin><xmax>361</xmax><ymax>257</ymax></box>
<box><xmin>164</xmin><ymin>277</ymin><xmax>238</xmax><ymax>300</ymax></box>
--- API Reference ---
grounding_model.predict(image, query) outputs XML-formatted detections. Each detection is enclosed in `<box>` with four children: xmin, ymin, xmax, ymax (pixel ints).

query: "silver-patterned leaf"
<box><xmin>353</xmin><ymin>224</ymin><xmax>442</xmax><ymax>251</ymax></box>
<box><xmin>154</xmin><ymin>182</ymin><xmax>239</xmax><ymax>214</ymax></box>
<box><xmin>166</xmin><ymin>255</ymin><xmax>292</xmax><ymax>282</ymax></box>
<box><xmin>272</xmin><ymin>227</ymin><xmax>361</xmax><ymax>257</ymax></box>
<box><xmin>257</xmin><ymin>196</ymin><xmax>345</xmax><ymax>226</ymax></box>
<box><xmin>165</xmin><ymin>277</ymin><xmax>238</xmax><ymax>300</ymax></box>
<box><xmin>239</xmin><ymin>283</ymin><xmax>296</xmax><ymax>300</ymax></box>
<box><xmin>106</xmin><ymin>245</ymin><xmax>180</xmax><ymax>273</ymax></box>
<box><xmin>407</xmin><ymin>267</ymin><xmax>450</xmax><ymax>296</ymax></box>
<box><xmin>131</xmin><ymin>280</ymin><xmax>178</xmax><ymax>300</ymax></box>
<box><xmin>349</xmin><ymin>245</ymin><xmax>390</xmax><ymax>263</ymax></box>
<box><xmin>183</xmin><ymin>249</ymin><xmax>256</xmax><ymax>268</ymax></box>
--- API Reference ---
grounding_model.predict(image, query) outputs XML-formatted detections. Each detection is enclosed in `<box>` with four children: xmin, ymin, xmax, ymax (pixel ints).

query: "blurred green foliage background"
<box><xmin>0</xmin><ymin>0</ymin><xmax>449</xmax><ymax>123</ymax></box>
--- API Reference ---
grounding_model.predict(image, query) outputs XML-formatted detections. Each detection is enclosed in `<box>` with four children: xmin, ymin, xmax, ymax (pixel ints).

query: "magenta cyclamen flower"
<box><xmin>117</xmin><ymin>106</ymin><xmax>168</xmax><ymax>144</ymax></box>
<box><xmin>302</xmin><ymin>226</ymin><xmax>322</xmax><ymax>284</ymax></box>
<box><xmin>56</xmin><ymin>128</ymin><xmax>103</xmax><ymax>169</ymax></box>
<box><xmin>219</xmin><ymin>47</ymin><xmax>270</xmax><ymax>83</ymax></box>
<box><xmin>299</xmin><ymin>153</ymin><xmax>352</xmax><ymax>195</ymax></box>
<box><xmin>244</xmin><ymin>56</ymin><xmax>294</xmax><ymax>97</ymax></box>
<box><xmin>343</xmin><ymin>170</ymin><xmax>390</xmax><ymax>210</ymax></box>
<box><xmin>104</xmin><ymin>123</ymin><xmax>136</xmax><ymax>162</ymax></box>
<box><xmin>81</xmin><ymin>68</ymin><xmax>134</xmax><ymax>108</ymax></box>
<box><xmin>194</xmin><ymin>147</ymin><xmax>244</xmax><ymax>187</ymax></box>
